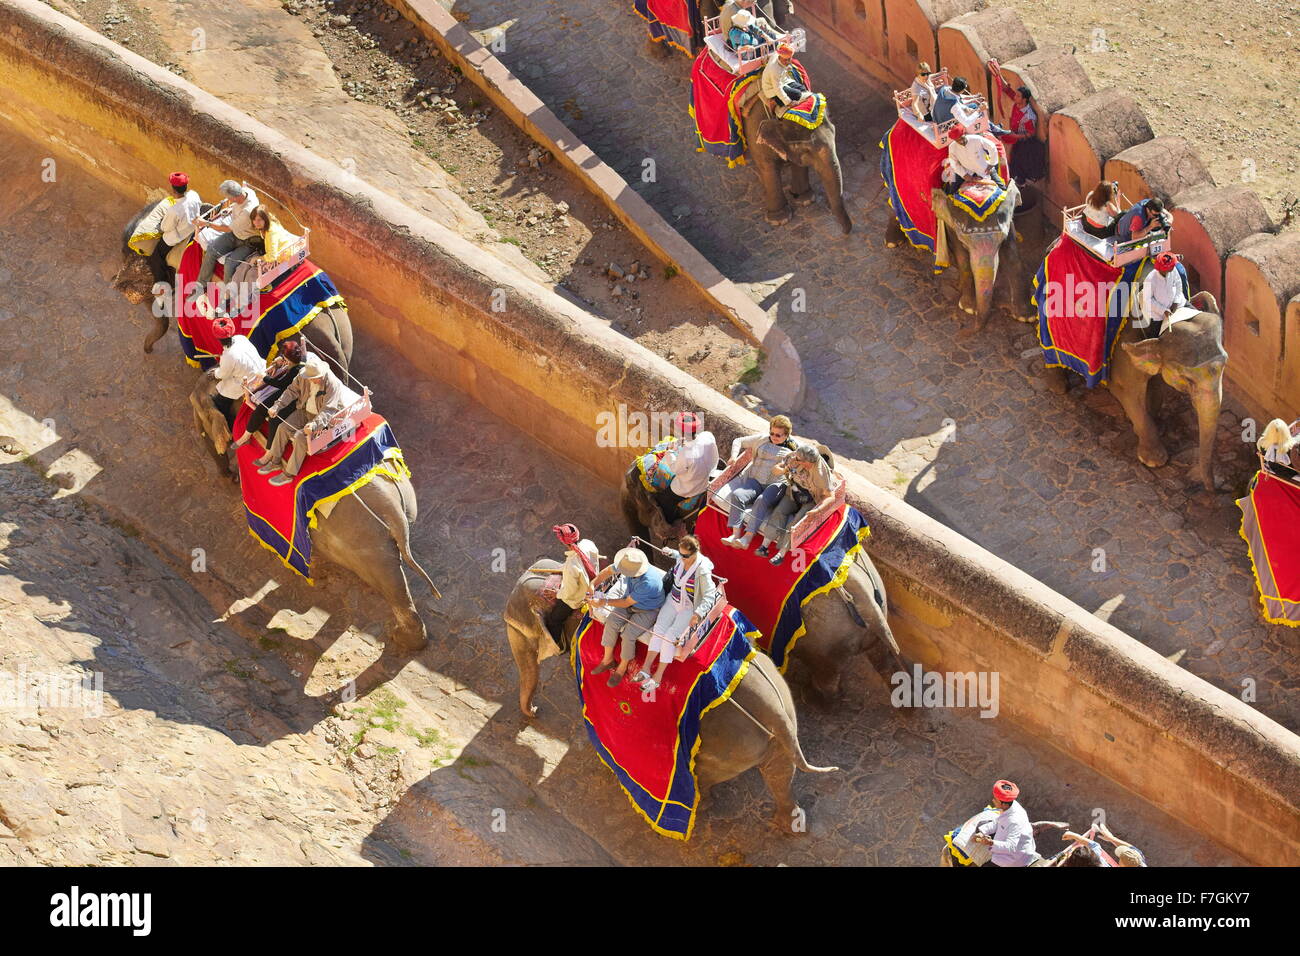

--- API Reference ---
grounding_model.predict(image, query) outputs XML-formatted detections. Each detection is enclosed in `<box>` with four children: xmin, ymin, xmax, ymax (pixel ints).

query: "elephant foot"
<box><xmin>790</xmin><ymin>191</ymin><xmax>816</xmax><ymax>207</ymax></box>
<box><xmin>1045</xmin><ymin>366</ymin><xmax>1069</xmax><ymax>395</ymax></box>
<box><xmin>765</xmin><ymin>208</ymin><xmax>793</xmax><ymax>227</ymax></box>
<box><xmin>885</xmin><ymin>240</ymin><xmax>898</xmax><ymax>249</ymax></box>
<box><xmin>1136</xmin><ymin>442</ymin><xmax>1170</xmax><ymax>470</ymax></box>
<box><xmin>143</xmin><ymin>339</ymin><xmax>155</xmax><ymax>354</ymax></box>
<box><xmin>389</xmin><ymin>621</ymin><xmax>429</xmax><ymax>654</ymax></box>
<box><xmin>771</xmin><ymin>805</ymin><xmax>803</xmax><ymax>834</ymax></box>
<box><xmin>521</xmin><ymin>699</ymin><xmax>539</xmax><ymax>720</ymax></box>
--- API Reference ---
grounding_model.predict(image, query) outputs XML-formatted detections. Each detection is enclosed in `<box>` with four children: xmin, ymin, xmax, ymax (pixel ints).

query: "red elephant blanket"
<box><xmin>1238</xmin><ymin>470</ymin><xmax>1300</xmax><ymax>627</ymax></box>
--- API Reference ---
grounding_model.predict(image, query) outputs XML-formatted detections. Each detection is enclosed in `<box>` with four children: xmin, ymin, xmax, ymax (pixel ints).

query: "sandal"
<box><xmin>591</xmin><ymin>661</ymin><xmax>616</xmax><ymax>676</ymax></box>
<box><xmin>606</xmin><ymin>670</ymin><xmax>625</xmax><ymax>688</ymax></box>
<box><xmin>641</xmin><ymin>677</ymin><xmax>660</xmax><ymax>693</ymax></box>
<box><xmin>630</xmin><ymin>670</ymin><xmax>653</xmax><ymax>685</ymax></box>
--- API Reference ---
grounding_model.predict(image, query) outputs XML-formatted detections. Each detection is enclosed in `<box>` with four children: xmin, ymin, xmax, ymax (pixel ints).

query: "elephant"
<box><xmin>504</xmin><ymin>558</ymin><xmax>837</xmax><ymax>828</ymax></box>
<box><xmin>619</xmin><ymin>451</ymin><xmax>908</xmax><ymax>703</ymax></box>
<box><xmin>190</xmin><ymin>371</ymin><xmax>438</xmax><ymax>651</ymax></box>
<box><xmin>116</xmin><ymin>202</ymin><xmax>354</xmax><ymax>371</ymax></box>
<box><xmin>745</xmin><ymin>98</ymin><xmax>852</xmax><ymax>234</ymax></box>
<box><xmin>886</xmin><ymin>181</ymin><xmax>1028</xmax><ymax>329</ymax></box>
<box><xmin>1088</xmin><ymin>292</ymin><xmax>1226</xmax><ymax>492</ymax></box>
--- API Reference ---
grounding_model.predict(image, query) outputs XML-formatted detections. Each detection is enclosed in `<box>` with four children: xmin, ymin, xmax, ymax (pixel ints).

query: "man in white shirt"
<box><xmin>971</xmin><ymin>779</ymin><xmax>1039</xmax><ymax>866</ymax></box>
<box><xmin>654</xmin><ymin>412</ymin><xmax>719</xmax><ymax>523</ymax></box>
<box><xmin>147</xmin><ymin>171</ymin><xmax>202</xmax><ymax>290</ymax></box>
<box><xmin>761</xmin><ymin>43</ymin><xmax>808</xmax><ymax>113</ymax></box>
<box><xmin>192</xmin><ymin>180</ymin><xmax>264</xmax><ymax>297</ymax></box>
<box><xmin>942</xmin><ymin>124</ymin><xmax>1000</xmax><ymax>194</ymax></box>
<box><xmin>210</xmin><ymin>316</ymin><xmax>265</xmax><ymax>428</ymax></box>
<box><xmin>1137</xmin><ymin>251</ymin><xmax>1188</xmax><ymax>337</ymax></box>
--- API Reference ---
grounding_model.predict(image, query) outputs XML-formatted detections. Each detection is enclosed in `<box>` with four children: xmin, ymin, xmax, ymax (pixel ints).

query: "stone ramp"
<box><xmin>0</xmin><ymin>110</ymin><xmax>1247</xmax><ymax>864</ymax></box>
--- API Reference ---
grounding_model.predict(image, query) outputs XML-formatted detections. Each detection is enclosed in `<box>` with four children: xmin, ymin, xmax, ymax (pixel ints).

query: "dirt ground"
<box><xmin>991</xmin><ymin>0</ymin><xmax>1300</xmax><ymax>225</ymax></box>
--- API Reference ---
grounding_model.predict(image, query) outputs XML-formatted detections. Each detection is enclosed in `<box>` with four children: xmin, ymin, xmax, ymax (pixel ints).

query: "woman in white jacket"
<box><xmin>636</xmin><ymin>536</ymin><xmax>720</xmax><ymax>693</ymax></box>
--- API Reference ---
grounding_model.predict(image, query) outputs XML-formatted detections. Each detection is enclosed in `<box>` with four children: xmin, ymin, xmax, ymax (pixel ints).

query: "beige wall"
<box><xmin>3</xmin><ymin>0</ymin><xmax>1298</xmax><ymax>864</ymax></box>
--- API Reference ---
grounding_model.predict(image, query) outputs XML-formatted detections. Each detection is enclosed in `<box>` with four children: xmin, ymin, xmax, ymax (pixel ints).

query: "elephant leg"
<box><xmin>789</xmin><ymin>164</ymin><xmax>815</xmax><ymax>206</ymax></box>
<box><xmin>143</xmin><ymin>306</ymin><xmax>170</xmax><ymax>354</ymax></box>
<box><xmin>756</xmin><ymin>159</ymin><xmax>792</xmax><ymax>226</ymax></box>
<box><xmin>997</xmin><ymin>228</ymin><xmax>1034</xmax><ymax>323</ymax></box>
<box><xmin>759</xmin><ymin>747</ymin><xmax>801</xmax><ymax>833</ymax></box>
<box><xmin>955</xmin><ymin>244</ymin><xmax>977</xmax><ymax>318</ymax></box>
<box><xmin>1190</xmin><ymin>378</ymin><xmax>1223</xmax><ymax>492</ymax></box>
<box><xmin>885</xmin><ymin>215</ymin><xmax>904</xmax><ymax>249</ymax></box>
<box><xmin>507</xmin><ymin>622</ymin><xmax>542</xmax><ymax>718</ymax></box>
<box><xmin>1045</xmin><ymin>365</ymin><xmax>1069</xmax><ymax>394</ymax></box>
<box><xmin>1111</xmin><ymin>353</ymin><xmax>1167</xmax><ymax>469</ymax></box>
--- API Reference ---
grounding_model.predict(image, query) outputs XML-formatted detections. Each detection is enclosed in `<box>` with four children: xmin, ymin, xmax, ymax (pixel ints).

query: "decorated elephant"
<box><xmin>619</xmin><ymin>448</ymin><xmax>906</xmax><ymax>702</ymax></box>
<box><xmin>1104</xmin><ymin>292</ymin><xmax>1226</xmax><ymax>492</ymax></box>
<box><xmin>504</xmin><ymin>559</ymin><xmax>837</xmax><ymax>828</ymax></box>
<box><xmin>886</xmin><ymin>181</ymin><xmax>1027</xmax><ymax>328</ymax></box>
<box><xmin>190</xmin><ymin>371</ymin><xmax>437</xmax><ymax>651</ymax></box>
<box><xmin>117</xmin><ymin>201</ymin><xmax>353</xmax><ymax>372</ymax></box>
<box><xmin>745</xmin><ymin>97</ymin><xmax>852</xmax><ymax>234</ymax></box>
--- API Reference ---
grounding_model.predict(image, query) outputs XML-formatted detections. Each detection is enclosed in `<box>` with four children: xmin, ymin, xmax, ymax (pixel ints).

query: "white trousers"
<box><xmin>650</xmin><ymin>598</ymin><xmax>694</xmax><ymax>666</ymax></box>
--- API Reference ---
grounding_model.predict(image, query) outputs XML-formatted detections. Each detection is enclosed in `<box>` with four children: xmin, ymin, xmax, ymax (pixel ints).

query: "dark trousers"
<box><xmin>213</xmin><ymin>393</ymin><xmax>237</xmax><ymax>429</ymax></box>
<box><xmin>146</xmin><ymin>237</ymin><xmax>177</xmax><ymax>287</ymax></box>
<box><xmin>247</xmin><ymin>365</ymin><xmax>303</xmax><ymax>444</ymax></box>
<box><xmin>1082</xmin><ymin>219</ymin><xmax>1116</xmax><ymax>239</ymax></box>
<box><xmin>543</xmin><ymin>601</ymin><xmax>576</xmax><ymax>650</ymax></box>
<box><xmin>654</xmin><ymin>487</ymin><xmax>686</xmax><ymax>524</ymax></box>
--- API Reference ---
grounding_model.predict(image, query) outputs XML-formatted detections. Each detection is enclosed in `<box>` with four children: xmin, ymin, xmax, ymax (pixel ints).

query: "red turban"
<box><xmin>1153</xmin><ymin>251</ymin><xmax>1178</xmax><ymax>273</ymax></box>
<box><xmin>947</xmin><ymin>123</ymin><xmax>967</xmax><ymax>140</ymax></box>
<box><xmin>992</xmin><ymin>779</ymin><xmax>1020</xmax><ymax>801</ymax></box>
<box><xmin>211</xmin><ymin>317</ymin><xmax>236</xmax><ymax>339</ymax></box>
<box><xmin>675</xmin><ymin>411</ymin><xmax>701</xmax><ymax>437</ymax></box>
<box><xmin>169</xmin><ymin>171</ymin><xmax>189</xmax><ymax>187</ymax></box>
<box><xmin>552</xmin><ymin>524</ymin><xmax>597</xmax><ymax>580</ymax></box>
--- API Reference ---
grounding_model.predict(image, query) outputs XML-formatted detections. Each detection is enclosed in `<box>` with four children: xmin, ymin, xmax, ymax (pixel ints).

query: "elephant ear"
<box><xmin>1122</xmin><ymin>337</ymin><xmax>1163</xmax><ymax>376</ymax></box>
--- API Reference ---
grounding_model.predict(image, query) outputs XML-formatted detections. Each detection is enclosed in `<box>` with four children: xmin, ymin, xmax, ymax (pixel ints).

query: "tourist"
<box><xmin>253</xmin><ymin>352</ymin><xmax>361</xmax><ymax>486</ymax></box>
<box><xmin>1115</xmin><ymin>196</ymin><xmax>1170</xmax><ymax>244</ymax></box>
<box><xmin>910</xmin><ymin>63</ymin><xmax>937</xmax><ymax>121</ymax></box>
<box><xmin>1082</xmin><ymin>180</ymin><xmax>1122</xmax><ymax>239</ymax></box>
<box><xmin>191</xmin><ymin>180</ymin><xmax>264</xmax><ymax>298</ymax></box>
<box><xmin>232</xmin><ymin>337</ymin><xmax>307</xmax><ymax>450</ymax></box>
<box><xmin>1096</xmin><ymin>821</ymin><xmax>1148</xmax><ymax>867</ymax></box>
<box><xmin>719</xmin><ymin>413</ymin><xmax>796</xmax><ymax>547</ymax></box>
<box><xmin>727</xmin><ymin>8</ymin><xmax>781</xmax><ymax>53</ymax></box>
<box><xmin>637</xmin><ymin>535</ymin><xmax>720</xmax><ymax>692</ymax></box>
<box><xmin>587</xmin><ymin>547</ymin><xmax>668</xmax><ymax>687</ymax></box>
<box><xmin>753</xmin><ymin>442</ymin><xmax>833</xmax><ymax>566</ymax></box>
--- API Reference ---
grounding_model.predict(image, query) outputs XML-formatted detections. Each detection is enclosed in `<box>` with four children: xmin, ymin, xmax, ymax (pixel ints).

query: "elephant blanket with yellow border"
<box><xmin>1238</xmin><ymin>470</ymin><xmax>1300</xmax><ymax>628</ymax></box>
<box><xmin>233</xmin><ymin>406</ymin><xmax>410</xmax><ymax>582</ymax></box>
<box><xmin>634</xmin><ymin>0</ymin><xmax>699</xmax><ymax>54</ymax></box>
<box><xmin>173</xmin><ymin>240</ymin><xmax>345</xmax><ymax>369</ymax></box>
<box><xmin>694</xmin><ymin>503</ymin><xmax>871</xmax><ymax>671</ymax></box>
<box><xmin>571</xmin><ymin>604</ymin><xmax>759</xmax><ymax>839</ymax></box>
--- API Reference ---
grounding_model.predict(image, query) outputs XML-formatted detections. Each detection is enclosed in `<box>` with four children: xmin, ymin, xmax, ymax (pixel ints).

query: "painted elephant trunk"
<box><xmin>817</xmin><ymin>149</ymin><xmax>851</xmax><ymax>235</ymax></box>
<box><xmin>972</xmin><ymin>247</ymin><xmax>1000</xmax><ymax>321</ymax></box>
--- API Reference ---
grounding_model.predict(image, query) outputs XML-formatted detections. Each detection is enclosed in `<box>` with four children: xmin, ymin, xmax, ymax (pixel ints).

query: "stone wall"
<box><xmin>3</xmin><ymin>0</ymin><xmax>1298</xmax><ymax>864</ymax></box>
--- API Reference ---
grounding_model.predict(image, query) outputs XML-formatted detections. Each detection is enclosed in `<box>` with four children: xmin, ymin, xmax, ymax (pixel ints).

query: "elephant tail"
<box><xmin>747</xmin><ymin>656</ymin><xmax>839</xmax><ymax>774</ymax></box>
<box><xmin>388</xmin><ymin>478</ymin><xmax>442</xmax><ymax>600</ymax></box>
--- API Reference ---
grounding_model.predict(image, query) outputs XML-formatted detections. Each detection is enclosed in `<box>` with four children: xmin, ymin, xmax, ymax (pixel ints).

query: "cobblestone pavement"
<box><xmin>0</xmin><ymin>122</ymin><xmax>1241</xmax><ymax>864</ymax></box>
<box><xmin>453</xmin><ymin>0</ymin><xmax>1300</xmax><ymax>732</ymax></box>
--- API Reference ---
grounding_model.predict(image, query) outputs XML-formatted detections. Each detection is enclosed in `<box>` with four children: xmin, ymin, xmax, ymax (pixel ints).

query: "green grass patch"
<box><xmin>738</xmin><ymin>350</ymin><xmax>765</xmax><ymax>386</ymax></box>
<box><xmin>663</xmin><ymin>264</ymin><xmax>679</xmax><ymax>280</ymax></box>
